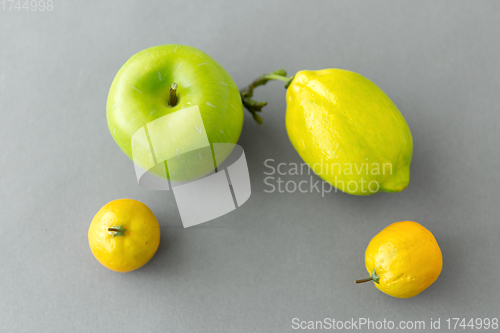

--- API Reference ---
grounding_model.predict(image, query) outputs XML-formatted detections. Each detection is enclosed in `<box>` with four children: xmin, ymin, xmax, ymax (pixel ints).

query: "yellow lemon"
<box><xmin>286</xmin><ymin>69</ymin><xmax>413</xmax><ymax>195</ymax></box>
<box><xmin>357</xmin><ymin>221</ymin><xmax>443</xmax><ymax>298</ymax></box>
<box><xmin>88</xmin><ymin>199</ymin><xmax>161</xmax><ymax>273</ymax></box>
<box><xmin>241</xmin><ymin>68</ymin><xmax>413</xmax><ymax>196</ymax></box>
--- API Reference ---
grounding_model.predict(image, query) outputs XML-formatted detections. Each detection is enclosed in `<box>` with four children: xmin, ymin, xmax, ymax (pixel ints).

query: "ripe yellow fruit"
<box><xmin>88</xmin><ymin>199</ymin><xmax>161</xmax><ymax>273</ymax></box>
<box><xmin>286</xmin><ymin>69</ymin><xmax>413</xmax><ymax>195</ymax></box>
<box><xmin>357</xmin><ymin>221</ymin><xmax>442</xmax><ymax>298</ymax></box>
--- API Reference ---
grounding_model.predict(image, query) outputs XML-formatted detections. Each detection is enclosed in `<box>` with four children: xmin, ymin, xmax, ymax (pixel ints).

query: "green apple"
<box><xmin>107</xmin><ymin>45</ymin><xmax>243</xmax><ymax>182</ymax></box>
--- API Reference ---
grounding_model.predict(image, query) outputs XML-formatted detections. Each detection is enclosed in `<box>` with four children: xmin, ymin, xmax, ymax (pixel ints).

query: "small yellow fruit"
<box><xmin>357</xmin><ymin>221</ymin><xmax>442</xmax><ymax>298</ymax></box>
<box><xmin>88</xmin><ymin>199</ymin><xmax>161</xmax><ymax>273</ymax></box>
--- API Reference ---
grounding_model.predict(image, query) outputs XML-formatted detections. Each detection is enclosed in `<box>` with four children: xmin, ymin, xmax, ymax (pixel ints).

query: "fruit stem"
<box><xmin>108</xmin><ymin>224</ymin><xmax>126</xmax><ymax>238</ymax></box>
<box><xmin>355</xmin><ymin>269</ymin><xmax>381</xmax><ymax>284</ymax></box>
<box><xmin>169</xmin><ymin>83</ymin><xmax>178</xmax><ymax>106</ymax></box>
<box><xmin>240</xmin><ymin>69</ymin><xmax>294</xmax><ymax>124</ymax></box>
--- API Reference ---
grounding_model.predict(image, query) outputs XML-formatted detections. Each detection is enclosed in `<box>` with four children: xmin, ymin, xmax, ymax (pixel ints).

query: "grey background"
<box><xmin>1</xmin><ymin>1</ymin><xmax>499</xmax><ymax>332</ymax></box>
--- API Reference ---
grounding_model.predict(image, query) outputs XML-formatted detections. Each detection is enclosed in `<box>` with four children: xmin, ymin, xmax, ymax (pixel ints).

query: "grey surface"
<box><xmin>1</xmin><ymin>1</ymin><xmax>499</xmax><ymax>332</ymax></box>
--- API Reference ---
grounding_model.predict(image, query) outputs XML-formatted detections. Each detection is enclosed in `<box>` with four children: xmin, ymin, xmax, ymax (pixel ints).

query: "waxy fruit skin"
<box><xmin>286</xmin><ymin>69</ymin><xmax>413</xmax><ymax>195</ymax></box>
<box><xmin>365</xmin><ymin>221</ymin><xmax>443</xmax><ymax>298</ymax></box>
<box><xmin>107</xmin><ymin>45</ymin><xmax>243</xmax><ymax>181</ymax></box>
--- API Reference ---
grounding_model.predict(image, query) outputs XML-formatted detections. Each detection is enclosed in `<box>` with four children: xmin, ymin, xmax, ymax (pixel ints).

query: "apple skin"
<box><xmin>106</xmin><ymin>45</ymin><xmax>243</xmax><ymax>181</ymax></box>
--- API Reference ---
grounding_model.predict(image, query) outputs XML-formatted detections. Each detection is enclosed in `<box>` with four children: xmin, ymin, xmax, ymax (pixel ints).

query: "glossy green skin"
<box><xmin>107</xmin><ymin>45</ymin><xmax>243</xmax><ymax>181</ymax></box>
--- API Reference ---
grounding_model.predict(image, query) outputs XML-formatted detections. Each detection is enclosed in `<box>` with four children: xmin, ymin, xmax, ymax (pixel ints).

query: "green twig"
<box><xmin>240</xmin><ymin>69</ymin><xmax>294</xmax><ymax>125</ymax></box>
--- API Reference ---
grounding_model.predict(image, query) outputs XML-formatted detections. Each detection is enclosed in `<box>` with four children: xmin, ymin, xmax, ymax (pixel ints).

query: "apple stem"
<box><xmin>169</xmin><ymin>83</ymin><xmax>178</xmax><ymax>106</ymax></box>
<box><xmin>240</xmin><ymin>69</ymin><xmax>294</xmax><ymax>124</ymax></box>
